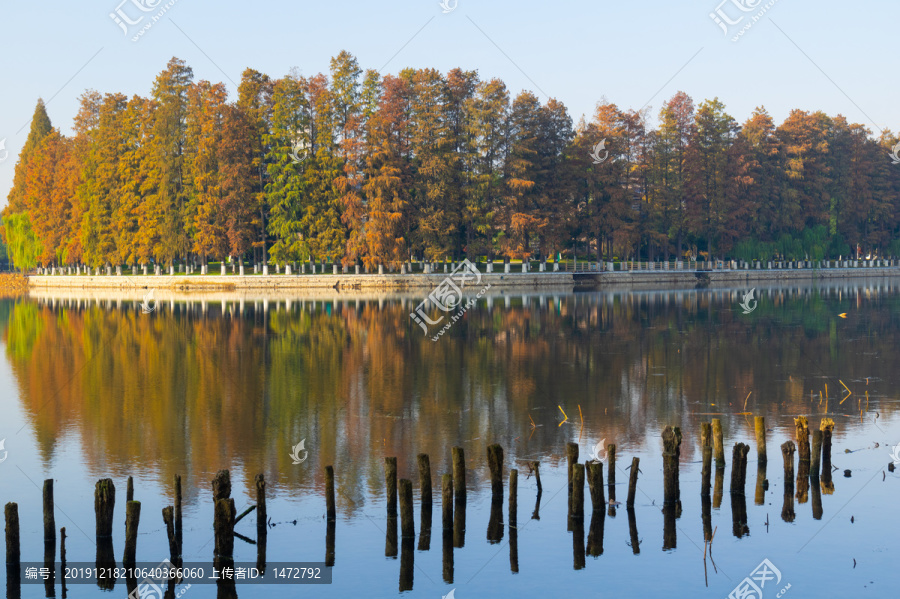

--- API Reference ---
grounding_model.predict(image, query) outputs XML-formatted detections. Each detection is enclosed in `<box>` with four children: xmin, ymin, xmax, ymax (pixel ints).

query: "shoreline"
<box><xmin>24</xmin><ymin>266</ymin><xmax>900</xmax><ymax>292</ymax></box>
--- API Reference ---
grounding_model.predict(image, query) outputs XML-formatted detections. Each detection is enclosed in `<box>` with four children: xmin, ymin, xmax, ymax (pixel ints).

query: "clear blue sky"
<box><xmin>0</xmin><ymin>0</ymin><xmax>896</xmax><ymax>207</ymax></box>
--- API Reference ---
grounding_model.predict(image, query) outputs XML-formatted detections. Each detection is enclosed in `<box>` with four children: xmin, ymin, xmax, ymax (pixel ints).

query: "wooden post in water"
<box><xmin>810</xmin><ymin>430</ymin><xmax>823</xmax><ymax>477</ymax></box>
<box><xmin>6</xmin><ymin>503</ymin><xmax>20</xmax><ymax>599</ymax></box>
<box><xmin>700</xmin><ymin>422</ymin><xmax>711</xmax><ymax>450</ymax></box>
<box><xmin>94</xmin><ymin>479</ymin><xmax>116</xmax><ymax>539</ymax></box>
<box><xmin>795</xmin><ymin>416</ymin><xmax>810</xmax><ymax>464</ymax></box>
<box><xmin>452</xmin><ymin>447</ymin><xmax>466</xmax><ymax>503</ymax></box>
<box><xmin>781</xmin><ymin>441</ymin><xmax>795</xmax><ymax>486</ymax></box>
<box><xmin>417</xmin><ymin>454</ymin><xmax>432</xmax><ymax>510</ymax></box>
<box><xmin>627</xmin><ymin>457</ymin><xmax>640</xmax><ymax>507</ymax></box>
<box><xmin>586</xmin><ymin>462</ymin><xmax>605</xmax><ymax>510</ymax></box>
<box><xmin>162</xmin><ymin>507</ymin><xmax>178</xmax><ymax>563</ymax></box>
<box><xmin>730</xmin><ymin>443</ymin><xmax>749</xmax><ymax>495</ymax></box>
<box><xmin>780</xmin><ymin>441</ymin><xmax>796</xmax><ymax>522</ymax></box>
<box><xmin>754</xmin><ymin>416</ymin><xmax>767</xmax><ymax>467</ymax></box>
<box><xmin>212</xmin><ymin>470</ymin><xmax>231</xmax><ymax>502</ymax></box>
<box><xmin>509</xmin><ymin>469</ymin><xmax>518</xmax><ymax>529</ymax></box>
<box><xmin>43</xmin><ymin>480</ymin><xmax>55</xmax><ymax>545</ymax></box>
<box><xmin>532</xmin><ymin>461</ymin><xmax>542</xmax><ymax>493</ymax></box>
<box><xmin>174</xmin><ymin>474</ymin><xmax>183</xmax><ymax>556</ymax></box>
<box><xmin>701</xmin><ymin>445</ymin><xmax>712</xmax><ymax>497</ymax></box>
<box><xmin>5</xmin><ymin>502</ymin><xmax>19</xmax><ymax>568</ymax></box>
<box><xmin>126</xmin><ymin>476</ymin><xmax>134</xmax><ymax>502</ymax></box>
<box><xmin>566</xmin><ymin>443</ymin><xmax>579</xmax><ymax>486</ymax></box>
<box><xmin>487</xmin><ymin>444</ymin><xmax>504</xmax><ymax>498</ymax></box>
<box><xmin>571</xmin><ymin>463</ymin><xmax>585</xmax><ymax>520</ymax></box>
<box><xmin>441</xmin><ymin>474</ymin><xmax>453</xmax><ymax>530</ymax></box>
<box><xmin>820</xmin><ymin>418</ymin><xmax>835</xmax><ymax>494</ymax></box>
<box><xmin>214</xmin><ymin>498</ymin><xmax>236</xmax><ymax>559</ymax></box>
<box><xmin>325</xmin><ymin>466</ymin><xmax>336</xmax><ymax>521</ymax></box>
<box><xmin>399</xmin><ymin>479</ymin><xmax>415</xmax><ymax>538</ymax></box>
<box><xmin>123</xmin><ymin>501</ymin><xmax>141</xmax><ymax>566</ymax></box>
<box><xmin>60</xmin><ymin>526</ymin><xmax>67</xmax><ymax>597</ymax></box>
<box><xmin>662</xmin><ymin>426</ymin><xmax>679</xmax><ymax>506</ymax></box>
<box><xmin>255</xmin><ymin>474</ymin><xmax>267</xmax><ymax>536</ymax></box>
<box><xmin>711</xmin><ymin>419</ymin><xmax>725</xmax><ymax>469</ymax></box>
<box><xmin>385</xmin><ymin>457</ymin><xmax>398</xmax><ymax>516</ymax></box>
<box><xmin>607</xmin><ymin>443</ymin><xmax>617</xmax><ymax>497</ymax></box>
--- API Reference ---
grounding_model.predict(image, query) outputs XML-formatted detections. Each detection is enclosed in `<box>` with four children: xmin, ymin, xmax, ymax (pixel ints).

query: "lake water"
<box><xmin>1</xmin><ymin>278</ymin><xmax>899</xmax><ymax>598</ymax></box>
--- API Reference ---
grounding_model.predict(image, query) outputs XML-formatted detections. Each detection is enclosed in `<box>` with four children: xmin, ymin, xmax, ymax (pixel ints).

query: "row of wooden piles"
<box><xmin>4</xmin><ymin>472</ymin><xmax>261</xmax><ymax>599</ymax></box>
<box><xmin>3</xmin><ymin>416</ymin><xmax>838</xmax><ymax>596</ymax></box>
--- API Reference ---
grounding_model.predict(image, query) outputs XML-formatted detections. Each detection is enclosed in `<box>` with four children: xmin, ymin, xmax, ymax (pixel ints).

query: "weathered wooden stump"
<box><xmin>162</xmin><ymin>506</ymin><xmax>178</xmax><ymax>563</ymax></box>
<box><xmin>781</xmin><ymin>441</ymin><xmax>796</xmax><ymax>523</ymax></box>
<box><xmin>607</xmin><ymin>443</ymin><xmax>617</xmax><ymax>498</ymax></box>
<box><xmin>325</xmin><ymin>465</ymin><xmax>336</xmax><ymax>521</ymax></box>
<box><xmin>730</xmin><ymin>443</ymin><xmax>749</xmax><ymax>495</ymax></box>
<box><xmin>123</xmin><ymin>501</ymin><xmax>141</xmax><ymax>565</ymax></box>
<box><xmin>509</xmin><ymin>469</ymin><xmax>518</xmax><ymax>529</ymax></box>
<box><xmin>94</xmin><ymin>479</ymin><xmax>116</xmax><ymax>539</ymax></box>
<box><xmin>417</xmin><ymin>454</ymin><xmax>432</xmax><ymax>510</ymax></box>
<box><xmin>571</xmin><ymin>463</ymin><xmax>585</xmax><ymax>519</ymax></box>
<box><xmin>487</xmin><ymin>444</ymin><xmax>504</xmax><ymax>498</ymax></box>
<box><xmin>627</xmin><ymin>457</ymin><xmax>640</xmax><ymax>507</ymax></box>
<box><xmin>810</xmin><ymin>430</ymin><xmax>823</xmax><ymax>477</ymax></box>
<box><xmin>385</xmin><ymin>457</ymin><xmax>398</xmax><ymax>516</ymax></box>
<box><xmin>662</xmin><ymin>426</ymin><xmax>680</xmax><ymax>505</ymax></box>
<box><xmin>214</xmin><ymin>498</ymin><xmax>236</xmax><ymax>559</ymax></box>
<box><xmin>451</xmin><ymin>447</ymin><xmax>466</xmax><ymax>504</ymax></box>
<box><xmin>126</xmin><ymin>476</ymin><xmax>134</xmax><ymax>503</ymax></box>
<box><xmin>441</xmin><ymin>474</ymin><xmax>453</xmax><ymax>530</ymax></box>
<box><xmin>43</xmin><ymin>479</ymin><xmax>55</xmax><ymax>545</ymax></box>
<box><xmin>532</xmin><ymin>461</ymin><xmax>542</xmax><ymax>493</ymax></box>
<box><xmin>586</xmin><ymin>461</ymin><xmax>605</xmax><ymax>510</ymax></box>
<box><xmin>5</xmin><ymin>502</ymin><xmax>19</xmax><ymax>567</ymax></box>
<box><xmin>701</xmin><ymin>445</ymin><xmax>712</xmax><ymax>497</ymax></box>
<box><xmin>174</xmin><ymin>474</ymin><xmax>183</xmax><ymax>554</ymax></box>
<box><xmin>712</xmin><ymin>418</ymin><xmax>725</xmax><ymax>469</ymax></box>
<box><xmin>700</xmin><ymin>421</ymin><xmax>712</xmax><ymax>450</ymax></box>
<box><xmin>255</xmin><ymin>474</ymin><xmax>267</xmax><ymax>536</ymax></box>
<box><xmin>212</xmin><ymin>470</ymin><xmax>231</xmax><ymax>502</ymax></box>
<box><xmin>566</xmin><ymin>442</ymin><xmax>579</xmax><ymax>486</ymax></box>
<box><xmin>754</xmin><ymin>416</ymin><xmax>767</xmax><ymax>467</ymax></box>
<box><xmin>820</xmin><ymin>418</ymin><xmax>835</xmax><ymax>494</ymax></box>
<box><xmin>399</xmin><ymin>479</ymin><xmax>415</xmax><ymax>539</ymax></box>
<box><xmin>795</xmin><ymin>416</ymin><xmax>811</xmax><ymax>463</ymax></box>
<box><xmin>6</xmin><ymin>503</ymin><xmax>20</xmax><ymax>599</ymax></box>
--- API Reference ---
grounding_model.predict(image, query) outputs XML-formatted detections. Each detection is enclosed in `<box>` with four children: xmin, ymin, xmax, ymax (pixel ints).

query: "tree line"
<box><xmin>3</xmin><ymin>52</ymin><xmax>900</xmax><ymax>271</ymax></box>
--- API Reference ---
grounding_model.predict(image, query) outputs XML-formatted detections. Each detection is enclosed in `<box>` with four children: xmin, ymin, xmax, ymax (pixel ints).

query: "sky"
<box><xmin>0</xmin><ymin>0</ymin><xmax>897</xmax><ymax>207</ymax></box>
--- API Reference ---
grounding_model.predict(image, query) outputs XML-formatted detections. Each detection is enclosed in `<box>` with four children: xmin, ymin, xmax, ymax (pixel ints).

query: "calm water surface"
<box><xmin>1</xmin><ymin>279</ymin><xmax>899</xmax><ymax>598</ymax></box>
